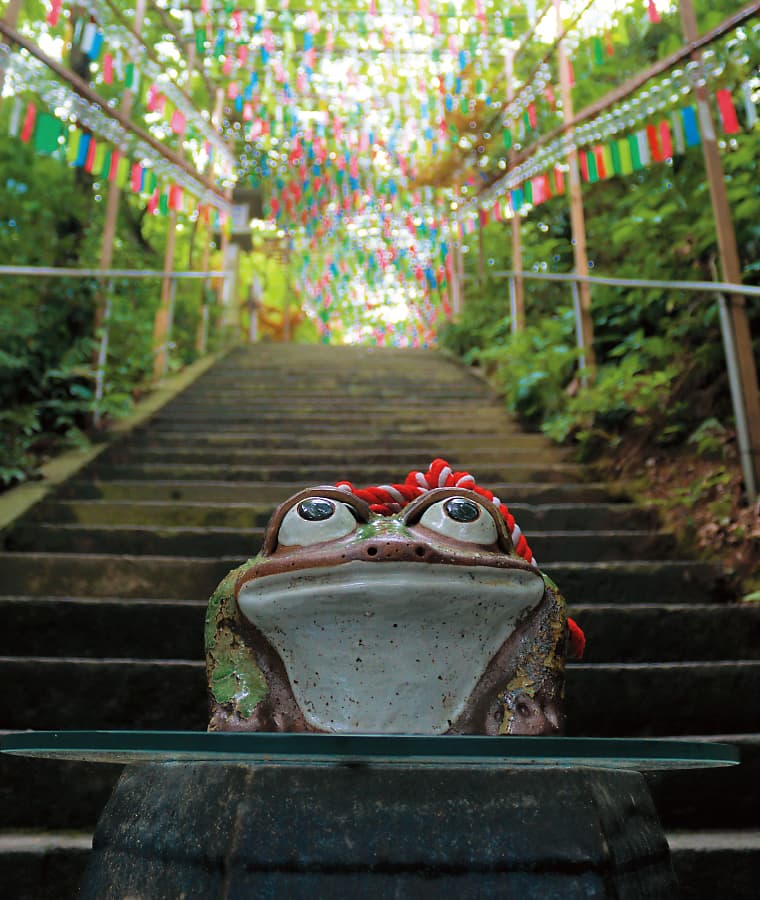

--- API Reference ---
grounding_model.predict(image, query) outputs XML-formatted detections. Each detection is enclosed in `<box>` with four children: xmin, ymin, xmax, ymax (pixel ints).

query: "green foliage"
<box><xmin>447</xmin><ymin>105</ymin><xmax>760</xmax><ymax>458</ymax></box>
<box><xmin>479</xmin><ymin>313</ymin><xmax>579</xmax><ymax>426</ymax></box>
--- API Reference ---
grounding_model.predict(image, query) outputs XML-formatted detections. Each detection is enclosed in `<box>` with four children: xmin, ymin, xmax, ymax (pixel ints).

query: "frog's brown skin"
<box><xmin>205</xmin><ymin>486</ymin><xmax>569</xmax><ymax>736</ymax></box>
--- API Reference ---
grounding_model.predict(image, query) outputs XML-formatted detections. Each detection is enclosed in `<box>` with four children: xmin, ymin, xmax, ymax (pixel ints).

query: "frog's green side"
<box><xmin>205</xmin><ymin>560</ymin><xmax>268</xmax><ymax>721</ymax></box>
<box><xmin>499</xmin><ymin>572</ymin><xmax>566</xmax><ymax>735</ymax></box>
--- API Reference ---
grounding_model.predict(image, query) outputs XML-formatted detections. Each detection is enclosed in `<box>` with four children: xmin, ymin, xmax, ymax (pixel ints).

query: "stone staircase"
<box><xmin>1</xmin><ymin>344</ymin><xmax>758</xmax><ymax>898</ymax></box>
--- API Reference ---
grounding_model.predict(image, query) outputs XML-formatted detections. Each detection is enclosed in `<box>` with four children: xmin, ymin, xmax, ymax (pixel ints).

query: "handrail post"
<box><xmin>93</xmin><ymin>278</ymin><xmax>113</xmax><ymax>429</ymax></box>
<box><xmin>555</xmin><ymin>0</ymin><xmax>596</xmax><ymax>373</ymax></box>
<box><xmin>508</xmin><ymin>275</ymin><xmax>518</xmax><ymax>335</ymax></box>
<box><xmin>570</xmin><ymin>280</ymin><xmax>589</xmax><ymax>389</ymax></box>
<box><xmin>680</xmin><ymin>0</ymin><xmax>760</xmax><ymax>498</ymax></box>
<box><xmin>153</xmin><ymin>209</ymin><xmax>178</xmax><ymax>380</ymax></box>
<box><xmin>505</xmin><ymin>49</ymin><xmax>525</xmax><ymax>332</ymax></box>
<box><xmin>717</xmin><ymin>291</ymin><xmax>757</xmax><ymax>502</ymax></box>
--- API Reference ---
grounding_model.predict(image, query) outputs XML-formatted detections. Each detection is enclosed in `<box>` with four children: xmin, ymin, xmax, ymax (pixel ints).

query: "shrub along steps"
<box><xmin>0</xmin><ymin>342</ymin><xmax>755</xmax><ymax>899</ymax></box>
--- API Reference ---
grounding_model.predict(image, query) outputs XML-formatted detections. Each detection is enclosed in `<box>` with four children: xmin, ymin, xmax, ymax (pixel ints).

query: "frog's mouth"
<box><xmin>237</xmin><ymin>561</ymin><xmax>545</xmax><ymax>734</ymax></box>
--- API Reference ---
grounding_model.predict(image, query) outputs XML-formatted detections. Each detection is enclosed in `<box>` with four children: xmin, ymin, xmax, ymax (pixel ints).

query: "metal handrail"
<box><xmin>462</xmin><ymin>268</ymin><xmax>759</xmax><ymax>501</ymax></box>
<box><xmin>0</xmin><ymin>266</ymin><xmax>229</xmax><ymax>279</ymax></box>
<box><xmin>466</xmin><ymin>269</ymin><xmax>760</xmax><ymax>298</ymax></box>
<box><xmin>0</xmin><ymin>264</ymin><xmax>233</xmax><ymax>426</ymax></box>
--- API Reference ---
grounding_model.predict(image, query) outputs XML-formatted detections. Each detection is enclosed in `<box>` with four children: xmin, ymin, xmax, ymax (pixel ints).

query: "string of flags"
<box><xmin>17</xmin><ymin>0</ymin><xmax>760</xmax><ymax>346</ymax></box>
<box><xmin>8</xmin><ymin>98</ymin><xmax>227</xmax><ymax>226</ymax></box>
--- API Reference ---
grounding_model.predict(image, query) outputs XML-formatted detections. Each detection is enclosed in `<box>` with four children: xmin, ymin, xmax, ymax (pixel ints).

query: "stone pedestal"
<box><xmin>80</xmin><ymin>762</ymin><xmax>677</xmax><ymax>898</ymax></box>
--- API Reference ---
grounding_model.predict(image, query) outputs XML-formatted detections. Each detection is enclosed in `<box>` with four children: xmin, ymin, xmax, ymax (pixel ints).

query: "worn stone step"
<box><xmin>571</xmin><ymin>604</ymin><xmax>760</xmax><ymax>663</ymax></box>
<box><xmin>56</xmin><ymin>480</ymin><xmax>621</xmax><ymax>506</ymax></box>
<box><xmin>0</xmin><ymin>597</ymin><xmax>204</xmax><ymax>659</ymax></box>
<box><xmin>0</xmin><ymin>554</ymin><xmax>727</xmax><ymax>604</ymax></box>
<box><xmin>126</xmin><ymin>431</ymin><xmax>554</xmax><ymax>451</ymax></box>
<box><xmin>163</xmin><ymin>396</ymin><xmax>503</xmax><ymax>409</ymax></box>
<box><xmin>25</xmin><ymin>500</ymin><xmax>658</xmax><ymax>532</ymax></box>
<box><xmin>85</xmin><ymin>462</ymin><xmax>586</xmax><ymax>484</ymax></box>
<box><xmin>1</xmin><ymin>597</ymin><xmax>754</xmax><ymax>663</ymax></box>
<box><xmin>0</xmin><ymin>832</ymin><xmax>90</xmax><ymax>900</ymax></box>
<box><xmin>1</xmin><ymin>734</ymin><xmax>756</xmax><ymax>834</ymax></box>
<box><xmin>98</xmin><ymin>446</ymin><xmax>567</xmax><ymax>467</ymax></box>
<box><xmin>648</xmin><ymin>734</ymin><xmax>760</xmax><ymax>830</ymax></box>
<box><xmin>3</xmin><ymin>522</ymin><xmax>678</xmax><ymax>562</ymax></box>
<box><xmin>142</xmin><ymin>417</ymin><xmax>525</xmax><ymax>434</ymax></box>
<box><xmin>2</xmin><ymin>658</ymin><xmax>758</xmax><ymax>736</ymax></box>
<box><xmin>668</xmin><ymin>830</ymin><xmax>760</xmax><ymax>900</ymax></box>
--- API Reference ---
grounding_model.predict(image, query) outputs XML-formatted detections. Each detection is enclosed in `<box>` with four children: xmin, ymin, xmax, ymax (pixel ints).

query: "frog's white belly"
<box><xmin>238</xmin><ymin>561</ymin><xmax>544</xmax><ymax>734</ymax></box>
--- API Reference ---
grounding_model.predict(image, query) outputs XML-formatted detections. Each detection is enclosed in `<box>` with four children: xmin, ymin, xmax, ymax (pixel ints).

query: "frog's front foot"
<box><xmin>504</xmin><ymin>691</ymin><xmax>564</xmax><ymax>735</ymax></box>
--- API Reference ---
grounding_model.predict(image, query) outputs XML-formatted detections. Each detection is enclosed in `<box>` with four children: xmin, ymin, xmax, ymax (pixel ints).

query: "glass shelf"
<box><xmin>0</xmin><ymin>731</ymin><xmax>739</xmax><ymax>771</ymax></box>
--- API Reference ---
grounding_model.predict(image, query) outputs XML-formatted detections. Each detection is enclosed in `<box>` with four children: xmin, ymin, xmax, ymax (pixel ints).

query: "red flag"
<box><xmin>593</xmin><ymin>145</ymin><xmax>607</xmax><ymax>179</ymax></box>
<box><xmin>168</xmin><ymin>184</ymin><xmax>183</xmax><ymax>210</ymax></box>
<box><xmin>46</xmin><ymin>0</ymin><xmax>62</xmax><ymax>26</ymax></box>
<box><xmin>658</xmin><ymin>120</ymin><xmax>673</xmax><ymax>158</ymax></box>
<box><xmin>716</xmin><ymin>89</ymin><xmax>741</xmax><ymax>134</ymax></box>
<box><xmin>84</xmin><ymin>137</ymin><xmax>97</xmax><ymax>172</ymax></box>
<box><xmin>20</xmin><ymin>103</ymin><xmax>36</xmax><ymax>143</ymax></box>
<box><xmin>646</xmin><ymin>124</ymin><xmax>662</xmax><ymax>162</ymax></box>
<box><xmin>553</xmin><ymin>166</ymin><xmax>565</xmax><ymax>195</ymax></box>
<box><xmin>108</xmin><ymin>149</ymin><xmax>121</xmax><ymax>181</ymax></box>
<box><xmin>579</xmin><ymin>151</ymin><xmax>589</xmax><ymax>182</ymax></box>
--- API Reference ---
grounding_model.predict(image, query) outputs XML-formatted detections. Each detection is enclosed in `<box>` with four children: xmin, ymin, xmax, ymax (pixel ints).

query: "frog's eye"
<box><xmin>418</xmin><ymin>496</ymin><xmax>498</xmax><ymax>545</ymax></box>
<box><xmin>278</xmin><ymin>497</ymin><xmax>358</xmax><ymax>547</ymax></box>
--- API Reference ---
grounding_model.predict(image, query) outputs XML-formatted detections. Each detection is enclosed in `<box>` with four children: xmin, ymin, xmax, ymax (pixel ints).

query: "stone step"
<box><xmin>55</xmin><ymin>480</ymin><xmax>621</xmax><ymax>505</ymax></box>
<box><xmin>139</xmin><ymin>420</ymin><xmax>536</xmax><ymax>436</ymax></box>
<box><xmin>2</xmin><ymin>598</ymin><xmax>755</xmax><ymax>663</ymax></box>
<box><xmin>0</xmin><ymin>832</ymin><xmax>91</xmax><ymax>900</ymax></box>
<box><xmin>25</xmin><ymin>500</ymin><xmax>659</xmax><ymax>532</ymax></box>
<box><xmin>2</xmin><ymin>658</ymin><xmax>758</xmax><ymax>736</ymax></box>
<box><xmin>126</xmin><ymin>431</ymin><xmax>554</xmax><ymax>450</ymax></box>
<box><xmin>0</xmin><ymin>597</ymin><xmax>204</xmax><ymax>659</ymax></box>
<box><xmin>0</xmin><ymin>554</ymin><xmax>727</xmax><ymax>604</ymax></box>
<box><xmin>85</xmin><ymin>462</ymin><xmax>586</xmax><ymax>484</ymax></box>
<box><xmin>162</xmin><ymin>397</ymin><xmax>504</xmax><ymax>411</ymax></box>
<box><xmin>3</xmin><ymin>523</ymin><xmax>679</xmax><ymax>562</ymax></box>
<box><xmin>648</xmin><ymin>734</ymin><xmax>760</xmax><ymax>830</ymax></box>
<box><xmin>572</xmin><ymin>604</ymin><xmax>760</xmax><ymax>663</ymax></box>
<box><xmin>668</xmin><ymin>830</ymin><xmax>760</xmax><ymax>900</ymax></box>
<box><xmin>98</xmin><ymin>446</ymin><xmax>568</xmax><ymax>467</ymax></box>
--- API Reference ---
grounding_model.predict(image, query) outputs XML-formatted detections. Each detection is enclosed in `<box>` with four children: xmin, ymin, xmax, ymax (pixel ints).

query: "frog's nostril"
<box><xmin>366</xmin><ymin>546</ymin><xmax>379</xmax><ymax>557</ymax></box>
<box><xmin>414</xmin><ymin>546</ymin><xmax>426</xmax><ymax>557</ymax></box>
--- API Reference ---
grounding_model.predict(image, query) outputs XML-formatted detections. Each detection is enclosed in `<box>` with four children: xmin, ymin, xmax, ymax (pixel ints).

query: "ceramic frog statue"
<box><xmin>205</xmin><ymin>459</ymin><xmax>583</xmax><ymax>736</ymax></box>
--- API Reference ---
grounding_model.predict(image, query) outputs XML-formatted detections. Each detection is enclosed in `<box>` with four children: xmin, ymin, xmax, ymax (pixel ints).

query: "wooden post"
<box><xmin>555</xmin><ymin>0</ymin><xmax>596</xmax><ymax>372</ymax></box>
<box><xmin>505</xmin><ymin>50</ymin><xmax>525</xmax><ymax>331</ymax></box>
<box><xmin>195</xmin><ymin>89</ymin><xmax>224</xmax><ymax>354</ymax></box>
<box><xmin>477</xmin><ymin>215</ymin><xmax>485</xmax><ymax>286</ymax></box>
<box><xmin>216</xmin><ymin>187</ymin><xmax>235</xmax><ymax>335</ymax></box>
<box><xmin>679</xmin><ymin>0</ymin><xmax>760</xmax><ymax>497</ymax></box>
<box><xmin>152</xmin><ymin>209</ymin><xmax>178</xmax><ymax>380</ymax></box>
<box><xmin>98</xmin><ymin>0</ymin><xmax>146</xmax><ymax>286</ymax></box>
<box><xmin>456</xmin><ymin>238</ymin><xmax>465</xmax><ymax>312</ymax></box>
<box><xmin>195</xmin><ymin>213</ymin><xmax>212</xmax><ymax>355</ymax></box>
